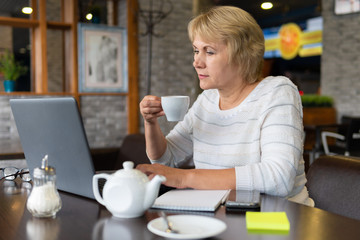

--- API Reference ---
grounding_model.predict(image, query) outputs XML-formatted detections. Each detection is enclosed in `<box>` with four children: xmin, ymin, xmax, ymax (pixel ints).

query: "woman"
<box><xmin>137</xmin><ymin>6</ymin><xmax>313</xmax><ymax>206</ymax></box>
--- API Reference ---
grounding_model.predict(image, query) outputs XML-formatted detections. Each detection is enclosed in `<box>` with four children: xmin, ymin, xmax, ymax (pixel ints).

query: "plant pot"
<box><xmin>3</xmin><ymin>80</ymin><xmax>15</xmax><ymax>92</ymax></box>
<box><xmin>303</xmin><ymin>107</ymin><xmax>337</xmax><ymax>151</ymax></box>
<box><xmin>303</xmin><ymin>107</ymin><xmax>336</xmax><ymax>126</ymax></box>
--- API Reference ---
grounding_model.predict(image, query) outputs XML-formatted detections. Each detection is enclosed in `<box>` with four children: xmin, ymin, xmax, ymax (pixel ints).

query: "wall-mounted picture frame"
<box><xmin>335</xmin><ymin>0</ymin><xmax>360</xmax><ymax>15</ymax></box>
<box><xmin>78</xmin><ymin>23</ymin><xmax>128</xmax><ymax>93</ymax></box>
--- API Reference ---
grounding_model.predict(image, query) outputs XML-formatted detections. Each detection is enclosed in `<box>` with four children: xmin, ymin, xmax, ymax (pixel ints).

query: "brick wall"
<box><xmin>80</xmin><ymin>95</ymin><xmax>128</xmax><ymax>148</ymax></box>
<box><xmin>0</xmin><ymin>95</ymin><xmax>18</xmax><ymax>142</ymax></box>
<box><xmin>0</xmin><ymin>95</ymin><xmax>127</xmax><ymax>149</ymax></box>
<box><xmin>0</xmin><ymin>0</ymin><xmax>196</xmax><ymax>150</ymax></box>
<box><xmin>47</xmin><ymin>29</ymin><xmax>63</xmax><ymax>92</ymax></box>
<box><xmin>47</xmin><ymin>0</ymin><xmax>63</xmax><ymax>92</ymax></box>
<box><xmin>321</xmin><ymin>0</ymin><xmax>360</xmax><ymax>119</ymax></box>
<box><xmin>136</xmin><ymin>0</ymin><xmax>198</xmax><ymax>134</ymax></box>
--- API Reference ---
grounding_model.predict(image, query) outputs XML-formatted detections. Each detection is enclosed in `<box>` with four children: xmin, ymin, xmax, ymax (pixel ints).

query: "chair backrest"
<box><xmin>343</xmin><ymin>116</ymin><xmax>360</xmax><ymax>151</ymax></box>
<box><xmin>306</xmin><ymin>155</ymin><xmax>360</xmax><ymax>220</ymax></box>
<box><xmin>114</xmin><ymin>133</ymin><xmax>150</xmax><ymax>169</ymax></box>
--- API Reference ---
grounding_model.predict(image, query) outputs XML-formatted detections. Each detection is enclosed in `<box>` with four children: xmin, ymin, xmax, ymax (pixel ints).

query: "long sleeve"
<box><xmin>234</xmin><ymin>80</ymin><xmax>305</xmax><ymax>197</ymax></box>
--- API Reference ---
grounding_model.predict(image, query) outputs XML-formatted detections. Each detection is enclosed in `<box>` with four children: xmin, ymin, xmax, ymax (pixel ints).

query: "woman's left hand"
<box><xmin>136</xmin><ymin>163</ymin><xmax>188</xmax><ymax>189</ymax></box>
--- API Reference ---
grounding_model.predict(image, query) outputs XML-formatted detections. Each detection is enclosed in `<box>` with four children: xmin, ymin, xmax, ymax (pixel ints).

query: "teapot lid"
<box><xmin>123</xmin><ymin>161</ymin><xmax>135</xmax><ymax>170</ymax></box>
<box><xmin>114</xmin><ymin>161</ymin><xmax>148</xmax><ymax>182</ymax></box>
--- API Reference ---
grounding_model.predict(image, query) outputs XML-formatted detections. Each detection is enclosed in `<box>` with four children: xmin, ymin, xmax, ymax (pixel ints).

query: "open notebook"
<box><xmin>152</xmin><ymin>189</ymin><xmax>230</xmax><ymax>212</ymax></box>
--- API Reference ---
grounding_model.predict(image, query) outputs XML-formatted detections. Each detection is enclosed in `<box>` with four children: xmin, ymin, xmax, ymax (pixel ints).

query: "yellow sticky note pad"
<box><xmin>246</xmin><ymin>212</ymin><xmax>290</xmax><ymax>231</ymax></box>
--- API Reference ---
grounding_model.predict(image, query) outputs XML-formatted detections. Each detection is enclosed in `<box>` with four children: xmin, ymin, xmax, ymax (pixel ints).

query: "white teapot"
<box><xmin>92</xmin><ymin>161</ymin><xmax>166</xmax><ymax>218</ymax></box>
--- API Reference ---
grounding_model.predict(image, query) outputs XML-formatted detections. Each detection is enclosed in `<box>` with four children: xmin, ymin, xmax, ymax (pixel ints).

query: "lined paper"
<box><xmin>152</xmin><ymin>189</ymin><xmax>230</xmax><ymax>212</ymax></box>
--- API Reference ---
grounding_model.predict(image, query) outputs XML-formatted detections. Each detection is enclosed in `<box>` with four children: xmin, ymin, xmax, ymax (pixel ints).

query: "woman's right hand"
<box><xmin>139</xmin><ymin>95</ymin><xmax>165</xmax><ymax>123</ymax></box>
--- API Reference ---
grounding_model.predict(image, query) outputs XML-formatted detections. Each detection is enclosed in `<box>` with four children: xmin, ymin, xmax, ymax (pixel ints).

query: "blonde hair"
<box><xmin>188</xmin><ymin>6</ymin><xmax>265</xmax><ymax>83</ymax></box>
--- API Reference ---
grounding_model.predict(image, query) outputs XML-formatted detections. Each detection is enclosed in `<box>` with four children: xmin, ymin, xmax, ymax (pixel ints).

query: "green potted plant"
<box><xmin>301</xmin><ymin>94</ymin><xmax>334</xmax><ymax>108</ymax></box>
<box><xmin>301</xmin><ymin>94</ymin><xmax>336</xmax><ymax>126</ymax></box>
<box><xmin>0</xmin><ymin>50</ymin><xmax>27</xmax><ymax>92</ymax></box>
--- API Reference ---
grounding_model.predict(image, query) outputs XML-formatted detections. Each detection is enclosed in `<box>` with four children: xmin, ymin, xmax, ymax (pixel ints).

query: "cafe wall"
<box><xmin>0</xmin><ymin>0</ymin><xmax>196</xmax><ymax>149</ymax></box>
<box><xmin>84</xmin><ymin>0</ymin><xmax>197</xmax><ymax>144</ymax></box>
<box><xmin>47</xmin><ymin>0</ymin><xmax>63</xmax><ymax>92</ymax></box>
<box><xmin>136</xmin><ymin>0</ymin><xmax>197</xmax><ymax>134</ymax></box>
<box><xmin>321</xmin><ymin>0</ymin><xmax>360</xmax><ymax>119</ymax></box>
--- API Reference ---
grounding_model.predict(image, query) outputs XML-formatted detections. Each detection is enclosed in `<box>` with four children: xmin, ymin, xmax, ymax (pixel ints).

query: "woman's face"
<box><xmin>192</xmin><ymin>36</ymin><xmax>241</xmax><ymax>91</ymax></box>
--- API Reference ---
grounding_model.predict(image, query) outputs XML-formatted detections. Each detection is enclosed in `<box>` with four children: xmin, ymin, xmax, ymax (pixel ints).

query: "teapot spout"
<box><xmin>144</xmin><ymin>175</ymin><xmax>166</xmax><ymax>210</ymax></box>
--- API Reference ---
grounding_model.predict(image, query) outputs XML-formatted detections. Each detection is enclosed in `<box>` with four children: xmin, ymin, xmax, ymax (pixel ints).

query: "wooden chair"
<box><xmin>306</xmin><ymin>155</ymin><xmax>360</xmax><ymax>220</ymax></box>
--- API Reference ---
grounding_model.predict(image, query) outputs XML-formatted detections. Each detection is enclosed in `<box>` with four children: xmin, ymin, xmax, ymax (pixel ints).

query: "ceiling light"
<box><xmin>86</xmin><ymin>13</ymin><xmax>93</xmax><ymax>20</ymax></box>
<box><xmin>261</xmin><ymin>2</ymin><xmax>273</xmax><ymax>10</ymax></box>
<box><xmin>22</xmin><ymin>7</ymin><xmax>33</xmax><ymax>14</ymax></box>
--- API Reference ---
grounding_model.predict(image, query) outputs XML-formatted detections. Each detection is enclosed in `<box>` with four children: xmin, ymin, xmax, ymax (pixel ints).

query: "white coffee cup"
<box><xmin>161</xmin><ymin>96</ymin><xmax>190</xmax><ymax>122</ymax></box>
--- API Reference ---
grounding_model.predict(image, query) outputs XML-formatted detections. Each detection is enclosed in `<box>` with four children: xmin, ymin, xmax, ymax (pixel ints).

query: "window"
<box><xmin>0</xmin><ymin>0</ymin><xmax>76</xmax><ymax>93</ymax></box>
<box><xmin>0</xmin><ymin>0</ymin><xmax>140</xmax><ymax>133</ymax></box>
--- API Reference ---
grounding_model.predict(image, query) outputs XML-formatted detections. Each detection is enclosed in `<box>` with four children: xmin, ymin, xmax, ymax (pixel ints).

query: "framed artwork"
<box><xmin>78</xmin><ymin>23</ymin><xmax>128</xmax><ymax>93</ymax></box>
<box><xmin>335</xmin><ymin>0</ymin><xmax>360</xmax><ymax>15</ymax></box>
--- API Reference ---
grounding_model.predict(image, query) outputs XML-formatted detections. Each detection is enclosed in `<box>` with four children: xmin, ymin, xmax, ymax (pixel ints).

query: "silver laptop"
<box><xmin>10</xmin><ymin>97</ymin><xmax>96</xmax><ymax>199</ymax></box>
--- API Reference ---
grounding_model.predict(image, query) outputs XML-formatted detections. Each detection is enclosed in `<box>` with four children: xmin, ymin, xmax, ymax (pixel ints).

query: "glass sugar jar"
<box><xmin>27</xmin><ymin>155</ymin><xmax>62</xmax><ymax>218</ymax></box>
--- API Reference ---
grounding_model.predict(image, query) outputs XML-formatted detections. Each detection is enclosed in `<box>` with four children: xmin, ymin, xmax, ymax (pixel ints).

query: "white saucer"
<box><xmin>147</xmin><ymin>214</ymin><xmax>227</xmax><ymax>239</ymax></box>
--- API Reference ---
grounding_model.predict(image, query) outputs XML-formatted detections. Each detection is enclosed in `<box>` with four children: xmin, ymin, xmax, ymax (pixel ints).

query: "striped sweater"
<box><xmin>153</xmin><ymin>76</ymin><xmax>314</xmax><ymax>206</ymax></box>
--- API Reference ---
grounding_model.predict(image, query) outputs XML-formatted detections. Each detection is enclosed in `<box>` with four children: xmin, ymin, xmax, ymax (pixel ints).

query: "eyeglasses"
<box><xmin>0</xmin><ymin>167</ymin><xmax>32</xmax><ymax>182</ymax></box>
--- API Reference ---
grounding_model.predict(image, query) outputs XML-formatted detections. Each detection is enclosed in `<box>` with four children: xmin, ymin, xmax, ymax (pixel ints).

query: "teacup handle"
<box><xmin>92</xmin><ymin>173</ymin><xmax>110</xmax><ymax>206</ymax></box>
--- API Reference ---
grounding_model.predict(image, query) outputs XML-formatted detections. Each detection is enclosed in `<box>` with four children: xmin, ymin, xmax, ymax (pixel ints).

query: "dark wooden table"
<box><xmin>1</xmin><ymin>179</ymin><xmax>360</xmax><ymax>240</ymax></box>
<box><xmin>0</xmin><ymin>140</ymin><xmax>24</xmax><ymax>160</ymax></box>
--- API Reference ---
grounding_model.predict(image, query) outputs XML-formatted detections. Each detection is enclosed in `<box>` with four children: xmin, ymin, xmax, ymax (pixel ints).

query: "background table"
<box><xmin>0</xmin><ymin>139</ymin><xmax>24</xmax><ymax>160</ymax></box>
<box><xmin>1</xmin><ymin>179</ymin><xmax>360</xmax><ymax>240</ymax></box>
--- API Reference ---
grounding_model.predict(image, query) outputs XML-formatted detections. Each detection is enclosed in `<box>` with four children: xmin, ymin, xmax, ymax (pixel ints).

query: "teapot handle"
<box><xmin>92</xmin><ymin>173</ymin><xmax>110</xmax><ymax>206</ymax></box>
